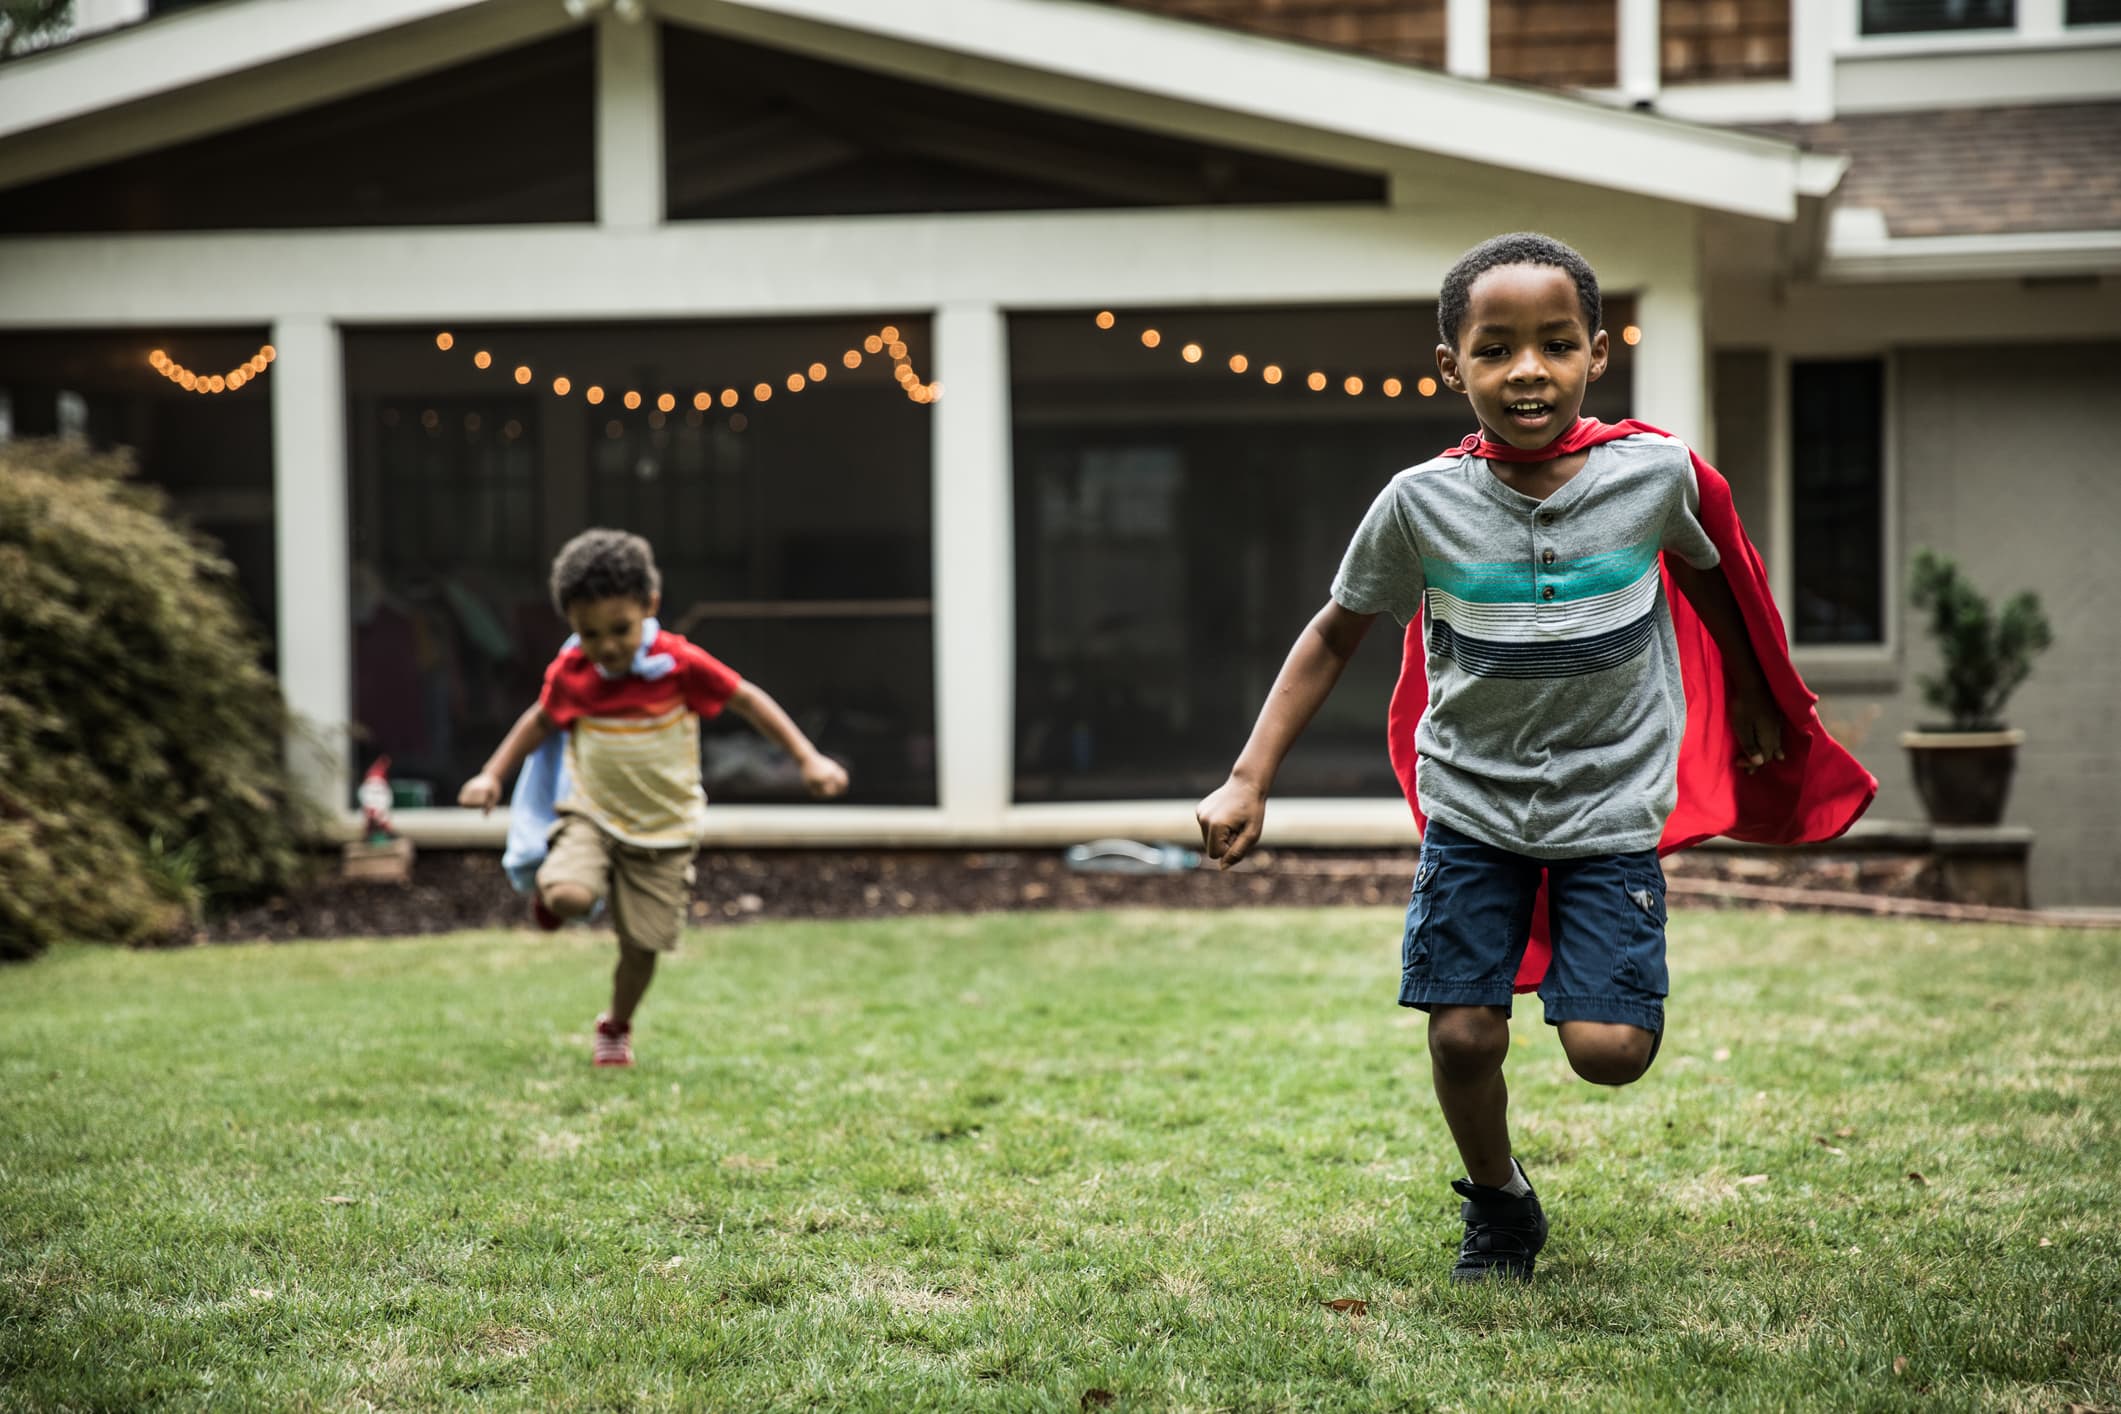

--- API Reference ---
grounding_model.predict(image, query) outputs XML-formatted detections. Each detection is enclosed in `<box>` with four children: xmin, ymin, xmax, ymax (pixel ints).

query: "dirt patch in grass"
<box><xmin>194</xmin><ymin>847</ymin><xmax>1941</xmax><ymax>945</ymax></box>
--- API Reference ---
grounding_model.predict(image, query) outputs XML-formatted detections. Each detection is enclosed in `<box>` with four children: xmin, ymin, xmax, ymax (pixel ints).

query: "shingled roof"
<box><xmin>1756</xmin><ymin>103</ymin><xmax>2121</xmax><ymax>238</ymax></box>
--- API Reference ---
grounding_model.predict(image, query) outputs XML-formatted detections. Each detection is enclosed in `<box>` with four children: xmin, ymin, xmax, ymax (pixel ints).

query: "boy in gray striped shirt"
<box><xmin>1196</xmin><ymin>233</ymin><xmax>1783</xmax><ymax>1283</ymax></box>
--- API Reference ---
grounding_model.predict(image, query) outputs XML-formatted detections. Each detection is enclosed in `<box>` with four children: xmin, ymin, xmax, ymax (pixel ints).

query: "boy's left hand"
<box><xmin>801</xmin><ymin>753</ymin><xmax>850</xmax><ymax>799</ymax></box>
<box><xmin>1729</xmin><ymin>685</ymin><xmax>1784</xmax><ymax>773</ymax></box>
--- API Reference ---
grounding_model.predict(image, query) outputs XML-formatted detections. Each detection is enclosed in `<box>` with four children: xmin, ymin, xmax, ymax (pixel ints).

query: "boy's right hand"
<box><xmin>457</xmin><ymin>772</ymin><xmax>503</xmax><ymax>814</ymax></box>
<box><xmin>1196</xmin><ymin>778</ymin><xmax>1266</xmax><ymax>870</ymax></box>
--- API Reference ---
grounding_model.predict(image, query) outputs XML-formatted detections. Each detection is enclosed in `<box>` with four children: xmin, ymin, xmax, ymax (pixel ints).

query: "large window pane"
<box><xmin>2068</xmin><ymin>0</ymin><xmax>2121</xmax><ymax>21</ymax></box>
<box><xmin>1011</xmin><ymin>303</ymin><xmax>1637</xmax><ymax>802</ymax></box>
<box><xmin>346</xmin><ymin>319</ymin><xmax>936</xmax><ymax>808</ymax></box>
<box><xmin>0</xmin><ymin>328</ymin><xmax>277</xmax><ymax>650</ymax></box>
<box><xmin>1789</xmin><ymin>359</ymin><xmax>1886</xmax><ymax>645</ymax></box>
<box><xmin>1861</xmin><ymin>0</ymin><xmax>2013</xmax><ymax>33</ymax></box>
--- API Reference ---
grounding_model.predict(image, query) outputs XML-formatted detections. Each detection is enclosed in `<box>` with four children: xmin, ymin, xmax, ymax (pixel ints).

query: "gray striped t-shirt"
<box><xmin>1331</xmin><ymin>433</ymin><xmax>1720</xmax><ymax>858</ymax></box>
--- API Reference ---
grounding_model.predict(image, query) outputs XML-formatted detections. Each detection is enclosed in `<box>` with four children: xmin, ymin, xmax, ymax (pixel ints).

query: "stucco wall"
<box><xmin>1816</xmin><ymin>344</ymin><xmax>2121</xmax><ymax>908</ymax></box>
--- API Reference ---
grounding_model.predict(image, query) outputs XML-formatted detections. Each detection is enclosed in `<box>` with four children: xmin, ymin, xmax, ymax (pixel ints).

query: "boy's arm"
<box><xmin>1666</xmin><ymin>559</ymin><xmax>1784</xmax><ymax>771</ymax></box>
<box><xmin>726</xmin><ymin>681</ymin><xmax>849</xmax><ymax>799</ymax></box>
<box><xmin>1196</xmin><ymin>601</ymin><xmax>1376</xmax><ymax>869</ymax></box>
<box><xmin>457</xmin><ymin>703</ymin><xmax>557</xmax><ymax>812</ymax></box>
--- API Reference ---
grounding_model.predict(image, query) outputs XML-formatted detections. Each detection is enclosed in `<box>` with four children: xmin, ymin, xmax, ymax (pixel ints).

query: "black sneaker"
<box><xmin>1449</xmin><ymin>1163</ymin><xmax>1548</xmax><ymax>1283</ymax></box>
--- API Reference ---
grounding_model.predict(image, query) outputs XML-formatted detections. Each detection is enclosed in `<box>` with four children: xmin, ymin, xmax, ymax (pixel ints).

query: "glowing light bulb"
<box><xmin>880</xmin><ymin>324</ymin><xmax>901</xmax><ymax>343</ymax></box>
<box><xmin>694</xmin><ymin>392</ymin><xmax>711</xmax><ymax>411</ymax></box>
<box><xmin>809</xmin><ymin>362</ymin><xmax>827</xmax><ymax>382</ymax></box>
<box><xmin>787</xmin><ymin>374</ymin><xmax>806</xmax><ymax>393</ymax></box>
<box><xmin>1095</xmin><ymin>311</ymin><xmax>1116</xmax><ymax>330</ymax></box>
<box><xmin>720</xmin><ymin>388</ymin><xmax>738</xmax><ymax>408</ymax></box>
<box><xmin>864</xmin><ymin>335</ymin><xmax>884</xmax><ymax>354</ymax></box>
<box><xmin>553</xmin><ymin>376</ymin><xmax>572</xmax><ymax>396</ymax></box>
<box><xmin>753</xmin><ymin>382</ymin><xmax>772</xmax><ymax>402</ymax></box>
<box><xmin>473</xmin><ymin>351</ymin><xmax>492</xmax><ymax>370</ymax></box>
<box><xmin>888</xmin><ymin>340</ymin><xmax>908</xmax><ymax>361</ymax></box>
<box><xmin>1306</xmin><ymin>372</ymin><xmax>1327</xmax><ymax>391</ymax></box>
<box><xmin>260</xmin><ymin>345</ymin><xmax>276</xmax><ymax>362</ymax></box>
<box><xmin>1383</xmin><ymin>378</ymin><xmax>1403</xmax><ymax>397</ymax></box>
<box><xmin>843</xmin><ymin>350</ymin><xmax>862</xmax><ymax>369</ymax></box>
<box><xmin>1623</xmin><ymin>324</ymin><xmax>1643</xmax><ymax>346</ymax></box>
<box><xmin>1228</xmin><ymin>354</ymin><xmax>1248</xmax><ymax>374</ymax></box>
<box><xmin>1418</xmin><ymin>377</ymin><xmax>1439</xmax><ymax>397</ymax></box>
<box><xmin>657</xmin><ymin>393</ymin><xmax>676</xmax><ymax>413</ymax></box>
<box><xmin>1344</xmin><ymin>376</ymin><xmax>1364</xmax><ymax>396</ymax></box>
<box><xmin>207</xmin><ymin>374</ymin><xmax>225</xmax><ymax>392</ymax></box>
<box><xmin>1140</xmin><ymin>329</ymin><xmax>1161</xmax><ymax>349</ymax></box>
<box><xmin>435</xmin><ymin>332</ymin><xmax>454</xmax><ymax>351</ymax></box>
<box><xmin>586</xmin><ymin>385</ymin><xmax>605</xmax><ymax>405</ymax></box>
<box><xmin>149</xmin><ymin>349</ymin><xmax>167</xmax><ymax>367</ymax></box>
<box><xmin>180</xmin><ymin>372</ymin><xmax>198</xmax><ymax>390</ymax></box>
<box><xmin>1263</xmin><ymin>364</ymin><xmax>1283</xmax><ymax>385</ymax></box>
<box><xmin>929</xmin><ymin>382</ymin><xmax>944</xmax><ymax>399</ymax></box>
<box><xmin>623</xmin><ymin>391</ymin><xmax>642</xmax><ymax>410</ymax></box>
<box><xmin>514</xmin><ymin>365</ymin><xmax>533</xmax><ymax>385</ymax></box>
<box><xmin>1182</xmin><ymin>343</ymin><xmax>1203</xmax><ymax>364</ymax></box>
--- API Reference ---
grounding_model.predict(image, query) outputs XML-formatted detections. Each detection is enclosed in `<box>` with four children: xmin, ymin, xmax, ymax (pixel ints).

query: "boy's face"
<box><xmin>1436</xmin><ymin>263</ymin><xmax>1609</xmax><ymax>451</ymax></box>
<box><xmin>566</xmin><ymin>594</ymin><xmax>657</xmax><ymax>678</ymax></box>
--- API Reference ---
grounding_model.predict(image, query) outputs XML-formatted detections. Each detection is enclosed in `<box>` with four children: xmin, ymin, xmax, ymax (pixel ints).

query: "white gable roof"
<box><xmin>0</xmin><ymin>0</ymin><xmax>1840</xmax><ymax>223</ymax></box>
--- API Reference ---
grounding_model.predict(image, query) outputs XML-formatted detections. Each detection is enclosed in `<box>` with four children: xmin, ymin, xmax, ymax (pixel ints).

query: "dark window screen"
<box><xmin>346</xmin><ymin>319</ymin><xmax>936</xmax><ymax>808</ymax></box>
<box><xmin>2068</xmin><ymin>0</ymin><xmax>2121</xmax><ymax>21</ymax></box>
<box><xmin>1789</xmin><ymin>359</ymin><xmax>1885</xmax><ymax>645</ymax></box>
<box><xmin>0</xmin><ymin>33</ymin><xmax>593</xmax><ymax>233</ymax></box>
<box><xmin>1861</xmin><ymin>0</ymin><xmax>2014</xmax><ymax>33</ymax></box>
<box><xmin>662</xmin><ymin>25</ymin><xmax>1385</xmax><ymax>220</ymax></box>
<box><xmin>1011</xmin><ymin>302</ymin><xmax>1638</xmax><ymax>802</ymax></box>
<box><xmin>0</xmin><ymin>329</ymin><xmax>278</xmax><ymax>653</ymax></box>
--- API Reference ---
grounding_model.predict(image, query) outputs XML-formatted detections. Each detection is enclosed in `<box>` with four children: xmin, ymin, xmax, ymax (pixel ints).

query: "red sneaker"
<box><xmin>531</xmin><ymin>894</ymin><xmax>563</xmax><ymax>931</ymax></box>
<box><xmin>592</xmin><ymin>1014</ymin><xmax>633</xmax><ymax>1068</ymax></box>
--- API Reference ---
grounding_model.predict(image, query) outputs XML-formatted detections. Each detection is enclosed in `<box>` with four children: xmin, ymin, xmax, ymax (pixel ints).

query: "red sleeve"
<box><xmin>537</xmin><ymin>652</ymin><xmax>580</xmax><ymax>729</ymax></box>
<box><xmin>674</xmin><ymin>639</ymin><xmax>743</xmax><ymax>718</ymax></box>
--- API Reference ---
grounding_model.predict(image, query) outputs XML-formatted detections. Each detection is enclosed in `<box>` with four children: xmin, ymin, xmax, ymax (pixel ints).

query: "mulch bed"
<box><xmin>198</xmin><ymin>844</ymin><xmax>1947</xmax><ymax>944</ymax></box>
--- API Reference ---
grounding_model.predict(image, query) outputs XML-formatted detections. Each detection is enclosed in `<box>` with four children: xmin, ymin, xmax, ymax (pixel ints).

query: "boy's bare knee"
<box><xmin>1558</xmin><ymin>1022</ymin><xmax>1656</xmax><ymax>1087</ymax></box>
<box><xmin>1428</xmin><ymin>1006</ymin><xmax>1510</xmax><ymax>1082</ymax></box>
<box><xmin>542</xmin><ymin>882</ymin><xmax>596</xmax><ymax>918</ymax></box>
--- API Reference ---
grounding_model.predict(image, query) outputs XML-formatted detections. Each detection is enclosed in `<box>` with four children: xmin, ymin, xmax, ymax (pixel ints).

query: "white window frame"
<box><xmin>1770</xmin><ymin>347</ymin><xmax>1900</xmax><ymax>684</ymax></box>
<box><xmin>1840</xmin><ymin>0</ymin><xmax>2121</xmax><ymax>53</ymax></box>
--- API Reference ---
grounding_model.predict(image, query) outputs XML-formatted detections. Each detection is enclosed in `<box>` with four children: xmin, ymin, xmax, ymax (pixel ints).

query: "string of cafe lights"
<box><xmin>147</xmin><ymin>343</ymin><xmax>276</xmax><ymax>395</ymax></box>
<box><xmin>431</xmin><ymin>325</ymin><xmax>942</xmax><ymax>419</ymax></box>
<box><xmin>1090</xmin><ymin>309</ymin><xmax>1643</xmax><ymax>396</ymax></box>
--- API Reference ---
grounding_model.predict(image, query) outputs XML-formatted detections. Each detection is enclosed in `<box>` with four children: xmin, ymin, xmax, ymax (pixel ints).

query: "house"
<box><xmin>2</xmin><ymin>0</ymin><xmax>2114</xmax><ymax>904</ymax></box>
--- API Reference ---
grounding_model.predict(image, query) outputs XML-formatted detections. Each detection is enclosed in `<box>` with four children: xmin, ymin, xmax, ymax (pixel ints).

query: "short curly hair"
<box><xmin>549</xmin><ymin>528</ymin><xmax>660</xmax><ymax>614</ymax></box>
<box><xmin>1437</xmin><ymin>232</ymin><xmax>1601</xmax><ymax>349</ymax></box>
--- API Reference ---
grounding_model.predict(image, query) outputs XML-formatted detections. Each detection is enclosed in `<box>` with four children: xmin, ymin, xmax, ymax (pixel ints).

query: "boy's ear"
<box><xmin>1587</xmin><ymin>328</ymin><xmax>1611</xmax><ymax>383</ymax></box>
<box><xmin>646</xmin><ymin>591</ymin><xmax>662</xmax><ymax>618</ymax></box>
<box><xmin>1435</xmin><ymin>344</ymin><xmax>1467</xmax><ymax>395</ymax></box>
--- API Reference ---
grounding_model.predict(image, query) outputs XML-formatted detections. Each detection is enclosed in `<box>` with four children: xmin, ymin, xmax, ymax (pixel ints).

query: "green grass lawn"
<box><xmin>3</xmin><ymin>908</ymin><xmax>2116</xmax><ymax>1412</ymax></box>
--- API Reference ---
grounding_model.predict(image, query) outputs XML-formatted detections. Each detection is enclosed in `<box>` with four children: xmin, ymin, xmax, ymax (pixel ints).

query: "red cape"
<box><xmin>1387</xmin><ymin>418</ymin><xmax>1877</xmax><ymax>992</ymax></box>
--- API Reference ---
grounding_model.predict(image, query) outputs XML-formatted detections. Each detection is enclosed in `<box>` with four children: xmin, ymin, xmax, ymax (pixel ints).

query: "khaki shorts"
<box><xmin>536</xmin><ymin>814</ymin><xmax>696</xmax><ymax>954</ymax></box>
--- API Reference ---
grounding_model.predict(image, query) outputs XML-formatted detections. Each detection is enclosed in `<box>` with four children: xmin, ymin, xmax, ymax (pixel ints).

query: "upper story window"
<box><xmin>1860</xmin><ymin>0</ymin><xmax>2014</xmax><ymax>34</ymax></box>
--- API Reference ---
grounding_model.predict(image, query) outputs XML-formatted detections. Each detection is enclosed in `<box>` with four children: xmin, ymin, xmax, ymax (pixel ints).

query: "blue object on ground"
<box><xmin>1063</xmin><ymin>839</ymin><xmax>1203</xmax><ymax>873</ymax></box>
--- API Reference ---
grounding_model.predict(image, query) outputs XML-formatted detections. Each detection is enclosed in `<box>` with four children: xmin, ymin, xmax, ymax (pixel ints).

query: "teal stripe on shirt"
<box><xmin>1421</xmin><ymin>536</ymin><xmax>1661</xmax><ymax>605</ymax></box>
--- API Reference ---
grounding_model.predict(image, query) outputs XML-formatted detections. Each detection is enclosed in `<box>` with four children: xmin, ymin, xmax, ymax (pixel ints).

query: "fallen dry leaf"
<box><xmin>1834</xmin><ymin>1126</ymin><xmax>1856</xmax><ymax>1139</ymax></box>
<box><xmin>248</xmin><ymin>1287</ymin><xmax>274</xmax><ymax>1300</ymax></box>
<box><xmin>322</xmin><ymin>1195</ymin><xmax>356</xmax><ymax>1205</ymax></box>
<box><xmin>1892</xmin><ymin>1356</ymin><xmax>1908</xmax><ymax>1376</ymax></box>
<box><xmin>1815</xmin><ymin>1139</ymin><xmax>1848</xmax><ymax>1157</ymax></box>
<box><xmin>1906</xmin><ymin>1171</ymin><xmax>1927</xmax><ymax>1186</ymax></box>
<box><xmin>663</xmin><ymin>1256</ymin><xmax>684</xmax><ymax>1270</ymax></box>
<box><xmin>1322</xmin><ymin>1298</ymin><xmax>1368</xmax><ymax>1316</ymax></box>
<box><xmin>1081</xmin><ymin>1390</ymin><xmax>1116</xmax><ymax>1410</ymax></box>
<box><xmin>1736</xmin><ymin>1174</ymin><xmax>1770</xmax><ymax>1186</ymax></box>
<box><xmin>2039</xmin><ymin>1237</ymin><xmax>2053</xmax><ymax>1248</ymax></box>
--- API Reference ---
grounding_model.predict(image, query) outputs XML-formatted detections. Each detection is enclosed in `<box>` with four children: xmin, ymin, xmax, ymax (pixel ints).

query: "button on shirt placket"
<box><xmin>1535</xmin><ymin>510</ymin><xmax>1557</xmax><ymax>603</ymax></box>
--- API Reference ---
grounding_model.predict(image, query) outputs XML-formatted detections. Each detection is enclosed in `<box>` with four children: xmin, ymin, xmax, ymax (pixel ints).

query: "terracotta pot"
<box><xmin>1901</xmin><ymin>728</ymin><xmax>2024</xmax><ymax>826</ymax></box>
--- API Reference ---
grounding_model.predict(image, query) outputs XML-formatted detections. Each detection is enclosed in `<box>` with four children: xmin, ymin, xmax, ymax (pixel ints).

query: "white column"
<box><xmin>595</xmin><ymin>12</ymin><xmax>662</xmax><ymax>228</ymax></box>
<box><xmin>1790</xmin><ymin>0</ymin><xmax>1835</xmax><ymax>122</ymax></box>
<box><xmin>270</xmin><ymin>316</ymin><xmax>351</xmax><ymax>821</ymax></box>
<box><xmin>1446</xmin><ymin>0</ymin><xmax>1489</xmax><ymax>80</ymax></box>
<box><xmin>1632</xmin><ymin>232</ymin><xmax>1709</xmax><ymax>454</ymax></box>
<box><xmin>2020</xmin><ymin>0</ymin><xmax>2064</xmax><ymax>40</ymax></box>
<box><xmin>1619</xmin><ymin>0</ymin><xmax>1661</xmax><ymax>104</ymax></box>
<box><xmin>930</xmin><ymin>302</ymin><xmax>1014</xmax><ymax>831</ymax></box>
<box><xmin>70</xmin><ymin>0</ymin><xmax>147</xmax><ymax>37</ymax></box>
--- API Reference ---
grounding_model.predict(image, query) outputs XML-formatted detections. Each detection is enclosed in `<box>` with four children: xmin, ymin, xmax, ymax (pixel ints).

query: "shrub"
<box><xmin>0</xmin><ymin>439</ymin><xmax>311</xmax><ymax>959</ymax></box>
<box><xmin>1908</xmin><ymin>547</ymin><xmax>2054</xmax><ymax>732</ymax></box>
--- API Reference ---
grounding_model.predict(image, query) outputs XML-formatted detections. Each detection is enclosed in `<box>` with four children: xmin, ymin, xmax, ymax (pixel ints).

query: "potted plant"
<box><xmin>1901</xmin><ymin>548</ymin><xmax>2053</xmax><ymax>825</ymax></box>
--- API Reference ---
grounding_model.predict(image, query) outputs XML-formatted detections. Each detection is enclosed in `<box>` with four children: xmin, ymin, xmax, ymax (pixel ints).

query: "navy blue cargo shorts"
<box><xmin>1398</xmin><ymin>819</ymin><xmax>1669</xmax><ymax>1036</ymax></box>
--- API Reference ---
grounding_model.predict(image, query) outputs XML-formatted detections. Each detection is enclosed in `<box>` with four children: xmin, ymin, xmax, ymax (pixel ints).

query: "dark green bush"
<box><xmin>1908</xmin><ymin>547</ymin><xmax>2054</xmax><ymax>731</ymax></box>
<box><xmin>0</xmin><ymin>439</ymin><xmax>310</xmax><ymax>959</ymax></box>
